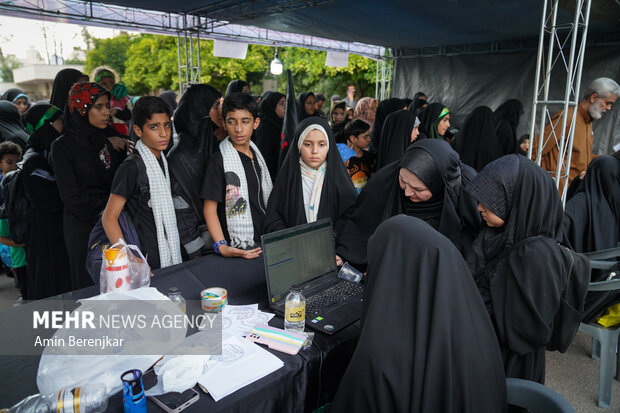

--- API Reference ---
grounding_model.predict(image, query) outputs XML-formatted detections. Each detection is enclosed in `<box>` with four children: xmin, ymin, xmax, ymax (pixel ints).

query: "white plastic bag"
<box><xmin>37</xmin><ymin>288</ymin><xmax>187</xmax><ymax>397</ymax></box>
<box><xmin>100</xmin><ymin>239</ymin><xmax>150</xmax><ymax>294</ymax></box>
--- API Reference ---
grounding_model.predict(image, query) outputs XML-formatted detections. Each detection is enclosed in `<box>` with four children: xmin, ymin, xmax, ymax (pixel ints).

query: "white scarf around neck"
<box><xmin>219</xmin><ymin>137</ymin><xmax>273</xmax><ymax>248</ymax></box>
<box><xmin>297</xmin><ymin>124</ymin><xmax>329</xmax><ymax>223</ymax></box>
<box><xmin>135</xmin><ymin>140</ymin><xmax>182</xmax><ymax>267</ymax></box>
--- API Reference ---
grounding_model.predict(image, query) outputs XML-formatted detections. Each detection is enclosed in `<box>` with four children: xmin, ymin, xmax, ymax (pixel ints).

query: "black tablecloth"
<box><xmin>0</xmin><ymin>254</ymin><xmax>360</xmax><ymax>412</ymax></box>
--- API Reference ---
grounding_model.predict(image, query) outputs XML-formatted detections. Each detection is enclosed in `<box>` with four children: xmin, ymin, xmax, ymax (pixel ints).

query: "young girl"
<box><xmin>418</xmin><ymin>102</ymin><xmax>450</xmax><ymax>140</ymax></box>
<box><xmin>329</xmin><ymin>101</ymin><xmax>348</xmax><ymax>144</ymax></box>
<box><xmin>263</xmin><ymin>117</ymin><xmax>357</xmax><ymax>240</ymax></box>
<box><xmin>1</xmin><ymin>88</ymin><xmax>29</xmax><ymax>115</ymax></box>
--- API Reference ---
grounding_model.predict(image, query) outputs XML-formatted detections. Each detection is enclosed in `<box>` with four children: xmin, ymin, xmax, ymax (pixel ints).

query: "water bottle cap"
<box><xmin>168</xmin><ymin>287</ymin><xmax>180</xmax><ymax>295</ymax></box>
<box><xmin>291</xmin><ymin>284</ymin><xmax>302</xmax><ymax>292</ymax></box>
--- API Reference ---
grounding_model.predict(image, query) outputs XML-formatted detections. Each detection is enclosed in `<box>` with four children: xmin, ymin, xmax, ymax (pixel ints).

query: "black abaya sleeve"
<box><xmin>51</xmin><ymin>140</ymin><xmax>105</xmax><ymax>219</ymax></box>
<box><xmin>488</xmin><ymin>237</ymin><xmax>564</xmax><ymax>355</ymax></box>
<box><xmin>22</xmin><ymin>157</ymin><xmax>63</xmax><ymax>213</ymax></box>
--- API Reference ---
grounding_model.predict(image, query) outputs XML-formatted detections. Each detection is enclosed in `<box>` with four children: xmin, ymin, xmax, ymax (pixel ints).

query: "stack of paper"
<box><xmin>201</xmin><ymin>304</ymin><xmax>275</xmax><ymax>339</ymax></box>
<box><xmin>198</xmin><ymin>335</ymin><xmax>284</xmax><ymax>401</ymax></box>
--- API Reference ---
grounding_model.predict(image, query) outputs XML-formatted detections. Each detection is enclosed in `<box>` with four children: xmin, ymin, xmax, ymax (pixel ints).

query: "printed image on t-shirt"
<box><xmin>225</xmin><ymin>171</ymin><xmax>247</xmax><ymax>218</ymax></box>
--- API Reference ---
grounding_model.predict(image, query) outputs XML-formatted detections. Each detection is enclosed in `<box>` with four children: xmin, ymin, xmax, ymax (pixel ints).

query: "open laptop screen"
<box><xmin>262</xmin><ymin>219</ymin><xmax>336</xmax><ymax>304</ymax></box>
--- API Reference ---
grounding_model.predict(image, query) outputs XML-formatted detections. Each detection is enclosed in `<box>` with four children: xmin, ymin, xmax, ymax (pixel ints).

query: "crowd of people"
<box><xmin>0</xmin><ymin>67</ymin><xmax>619</xmax><ymax>409</ymax></box>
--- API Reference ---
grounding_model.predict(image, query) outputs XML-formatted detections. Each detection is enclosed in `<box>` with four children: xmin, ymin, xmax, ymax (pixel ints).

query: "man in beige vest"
<box><xmin>539</xmin><ymin>77</ymin><xmax>619</xmax><ymax>185</ymax></box>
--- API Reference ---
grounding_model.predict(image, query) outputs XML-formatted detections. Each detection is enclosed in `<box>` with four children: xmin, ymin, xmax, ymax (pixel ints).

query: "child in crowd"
<box><xmin>202</xmin><ymin>93</ymin><xmax>272</xmax><ymax>259</ymax></box>
<box><xmin>263</xmin><ymin>117</ymin><xmax>357</xmax><ymax>267</ymax></box>
<box><xmin>92</xmin><ymin>66</ymin><xmax>132</xmax><ymax>137</ymax></box>
<box><xmin>344</xmin><ymin>119</ymin><xmax>376</xmax><ymax>193</ymax></box>
<box><xmin>0</xmin><ymin>141</ymin><xmax>27</xmax><ymax>299</ymax></box>
<box><xmin>102</xmin><ymin>96</ymin><xmax>182</xmax><ymax>270</ymax></box>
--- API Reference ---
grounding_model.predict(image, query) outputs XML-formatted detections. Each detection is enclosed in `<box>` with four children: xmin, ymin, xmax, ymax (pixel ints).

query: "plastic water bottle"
<box><xmin>167</xmin><ymin>287</ymin><xmax>187</xmax><ymax>313</ymax></box>
<box><xmin>3</xmin><ymin>384</ymin><xmax>108</xmax><ymax>413</ymax></box>
<box><xmin>284</xmin><ymin>284</ymin><xmax>306</xmax><ymax>333</ymax></box>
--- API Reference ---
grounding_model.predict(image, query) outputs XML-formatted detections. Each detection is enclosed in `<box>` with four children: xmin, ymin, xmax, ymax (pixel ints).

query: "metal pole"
<box><xmin>536</xmin><ymin>0</ymin><xmax>560</xmax><ymax>165</ymax></box>
<box><xmin>560</xmin><ymin>0</ymin><xmax>592</xmax><ymax>202</ymax></box>
<box><xmin>528</xmin><ymin>0</ymin><xmax>549</xmax><ymax>160</ymax></box>
<box><xmin>375</xmin><ymin>58</ymin><xmax>379</xmax><ymax>100</ymax></box>
<box><xmin>176</xmin><ymin>32</ymin><xmax>183</xmax><ymax>95</ymax></box>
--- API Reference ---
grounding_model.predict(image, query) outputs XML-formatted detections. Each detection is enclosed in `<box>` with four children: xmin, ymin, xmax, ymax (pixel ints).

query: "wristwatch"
<box><xmin>213</xmin><ymin>240</ymin><xmax>228</xmax><ymax>255</ymax></box>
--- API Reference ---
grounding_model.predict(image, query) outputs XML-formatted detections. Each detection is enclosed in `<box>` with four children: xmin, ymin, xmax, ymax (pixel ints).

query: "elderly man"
<box><xmin>540</xmin><ymin>77</ymin><xmax>619</xmax><ymax>184</ymax></box>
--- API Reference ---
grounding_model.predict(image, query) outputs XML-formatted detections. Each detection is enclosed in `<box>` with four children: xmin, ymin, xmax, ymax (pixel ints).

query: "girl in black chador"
<box><xmin>263</xmin><ymin>117</ymin><xmax>357</xmax><ymax>241</ymax></box>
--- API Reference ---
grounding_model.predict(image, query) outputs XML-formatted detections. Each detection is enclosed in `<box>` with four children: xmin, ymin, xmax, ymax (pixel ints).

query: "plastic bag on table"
<box><xmin>37</xmin><ymin>288</ymin><xmax>187</xmax><ymax>398</ymax></box>
<box><xmin>100</xmin><ymin>239</ymin><xmax>150</xmax><ymax>294</ymax></box>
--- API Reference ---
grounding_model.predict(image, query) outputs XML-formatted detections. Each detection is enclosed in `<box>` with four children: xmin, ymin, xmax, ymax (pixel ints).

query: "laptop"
<box><xmin>261</xmin><ymin>218</ymin><xmax>363</xmax><ymax>335</ymax></box>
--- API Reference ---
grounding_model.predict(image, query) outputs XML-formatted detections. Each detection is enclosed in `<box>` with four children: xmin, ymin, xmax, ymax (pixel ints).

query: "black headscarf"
<box><xmin>516</xmin><ymin>134</ymin><xmax>529</xmax><ymax>156</ymax></box>
<box><xmin>331</xmin><ymin>215</ymin><xmax>507</xmax><ymax>413</ymax></box>
<box><xmin>254</xmin><ymin>91</ymin><xmax>285</xmax><ymax>180</ymax></box>
<box><xmin>328</xmin><ymin>101</ymin><xmax>348</xmax><ymax>144</ymax></box>
<box><xmin>22</xmin><ymin>104</ymin><xmax>62</xmax><ymax>155</ymax></box>
<box><xmin>564</xmin><ymin>155</ymin><xmax>620</xmax><ymax>254</ymax></box>
<box><xmin>376</xmin><ymin>109</ymin><xmax>420</xmax><ymax>169</ymax></box>
<box><xmin>1</xmin><ymin>88</ymin><xmax>29</xmax><ymax>104</ymax></box>
<box><xmin>263</xmin><ymin>117</ymin><xmax>357</xmax><ymax>237</ymax></box>
<box><xmin>297</xmin><ymin>92</ymin><xmax>317</xmax><ymax>120</ymax></box>
<box><xmin>369</xmin><ymin>98</ymin><xmax>404</xmax><ymax>153</ymax></box>
<box><xmin>454</xmin><ymin>106</ymin><xmax>503</xmax><ymax>171</ymax></box>
<box><xmin>225</xmin><ymin>79</ymin><xmax>249</xmax><ymax>97</ymax></box>
<box><xmin>418</xmin><ymin>102</ymin><xmax>449</xmax><ymax>139</ymax></box>
<box><xmin>465</xmin><ymin>155</ymin><xmax>581</xmax><ymax>383</ymax></box>
<box><xmin>0</xmin><ymin>101</ymin><xmax>29</xmax><ymax>149</ymax></box>
<box><xmin>168</xmin><ymin>84</ymin><xmax>222</xmax><ymax>219</ymax></box>
<box><xmin>336</xmin><ymin>139</ymin><xmax>481</xmax><ymax>267</ymax></box>
<box><xmin>49</xmin><ymin>69</ymin><xmax>85</xmax><ymax>111</ymax></box>
<box><xmin>493</xmin><ymin>99</ymin><xmax>523</xmax><ymax>155</ymax></box>
<box><xmin>158</xmin><ymin>90</ymin><xmax>178</xmax><ymax>113</ymax></box>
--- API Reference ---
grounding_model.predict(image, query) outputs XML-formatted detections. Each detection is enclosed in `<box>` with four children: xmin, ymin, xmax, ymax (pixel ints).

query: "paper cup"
<box><xmin>201</xmin><ymin>287</ymin><xmax>228</xmax><ymax>312</ymax></box>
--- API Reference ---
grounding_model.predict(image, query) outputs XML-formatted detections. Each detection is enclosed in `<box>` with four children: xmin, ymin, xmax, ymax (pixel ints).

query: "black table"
<box><xmin>0</xmin><ymin>254</ymin><xmax>360</xmax><ymax>412</ymax></box>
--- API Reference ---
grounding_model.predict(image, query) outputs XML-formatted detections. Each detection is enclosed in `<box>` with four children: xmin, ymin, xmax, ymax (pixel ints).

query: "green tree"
<box><xmin>85</xmin><ymin>33</ymin><xmax>378</xmax><ymax>99</ymax></box>
<box><xmin>0</xmin><ymin>47</ymin><xmax>20</xmax><ymax>83</ymax></box>
<box><xmin>84</xmin><ymin>33</ymin><xmax>136</xmax><ymax>79</ymax></box>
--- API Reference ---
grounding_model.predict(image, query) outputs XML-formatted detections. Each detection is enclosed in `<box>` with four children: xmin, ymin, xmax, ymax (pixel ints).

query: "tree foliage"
<box><xmin>85</xmin><ymin>33</ymin><xmax>378</xmax><ymax>99</ymax></box>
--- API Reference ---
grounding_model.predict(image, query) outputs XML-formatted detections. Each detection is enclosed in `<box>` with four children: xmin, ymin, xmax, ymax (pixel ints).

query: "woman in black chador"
<box><xmin>493</xmin><ymin>99</ymin><xmax>523</xmax><ymax>155</ymax></box>
<box><xmin>254</xmin><ymin>91</ymin><xmax>285</xmax><ymax>180</ymax></box>
<box><xmin>336</xmin><ymin>139</ymin><xmax>481</xmax><ymax>268</ymax></box>
<box><xmin>331</xmin><ymin>215</ymin><xmax>507</xmax><ymax>412</ymax></box>
<box><xmin>376</xmin><ymin>109</ymin><xmax>420</xmax><ymax>169</ymax></box>
<box><xmin>22</xmin><ymin>104</ymin><xmax>71</xmax><ymax>299</ymax></box>
<box><xmin>0</xmin><ymin>101</ymin><xmax>28</xmax><ymax>150</ymax></box>
<box><xmin>167</xmin><ymin>84</ymin><xmax>222</xmax><ymax>258</ymax></box>
<box><xmin>263</xmin><ymin>117</ymin><xmax>357</xmax><ymax>236</ymax></box>
<box><xmin>51</xmin><ymin>82</ymin><xmax>124</xmax><ymax>290</ymax></box>
<box><xmin>563</xmin><ymin>155</ymin><xmax>620</xmax><ymax>256</ymax></box>
<box><xmin>466</xmin><ymin>154</ymin><xmax>588</xmax><ymax>383</ymax></box>
<box><xmin>454</xmin><ymin>106</ymin><xmax>503</xmax><ymax>171</ymax></box>
<box><xmin>369</xmin><ymin>97</ymin><xmax>404</xmax><ymax>153</ymax></box>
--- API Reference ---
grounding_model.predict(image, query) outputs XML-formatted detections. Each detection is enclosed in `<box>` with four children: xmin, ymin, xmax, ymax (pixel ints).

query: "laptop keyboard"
<box><xmin>306</xmin><ymin>282</ymin><xmax>363</xmax><ymax>316</ymax></box>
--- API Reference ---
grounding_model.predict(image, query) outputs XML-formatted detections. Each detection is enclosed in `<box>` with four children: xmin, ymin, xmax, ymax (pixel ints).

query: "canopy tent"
<box><xmin>2</xmin><ymin>0</ymin><xmax>618</xmax><ymax>156</ymax></box>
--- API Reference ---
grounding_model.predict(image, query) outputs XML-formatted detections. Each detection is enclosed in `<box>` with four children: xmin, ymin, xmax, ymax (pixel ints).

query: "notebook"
<box><xmin>261</xmin><ymin>218</ymin><xmax>363</xmax><ymax>335</ymax></box>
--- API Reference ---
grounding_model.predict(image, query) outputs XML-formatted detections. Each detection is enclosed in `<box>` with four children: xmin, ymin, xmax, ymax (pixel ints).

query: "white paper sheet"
<box><xmin>202</xmin><ymin>304</ymin><xmax>276</xmax><ymax>339</ymax></box>
<box><xmin>198</xmin><ymin>335</ymin><xmax>284</xmax><ymax>401</ymax></box>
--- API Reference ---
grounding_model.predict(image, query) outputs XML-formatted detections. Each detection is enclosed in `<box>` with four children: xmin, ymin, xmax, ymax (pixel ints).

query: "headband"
<box><xmin>25</xmin><ymin>106</ymin><xmax>61</xmax><ymax>134</ymax></box>
<box><xmin>95</xmin><ymin>70</ymin><xmax>115</xmax><ymax>83</ymax></box>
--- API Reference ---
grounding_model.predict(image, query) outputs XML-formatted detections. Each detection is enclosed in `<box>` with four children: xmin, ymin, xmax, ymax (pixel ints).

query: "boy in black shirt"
<box><xmin>344</xmin><ymin>119</ymin><xmax>376</xmax><ymax>193</ymax></box>
<box><xmin>202</xmin><ymin>93</ymin><xmax>272</xmax><ymax>259</ymax></box>
<box><xmin>102</xmin><ymin>96</ymin><xmax>182</xmax><ymax>270</ymax></box>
